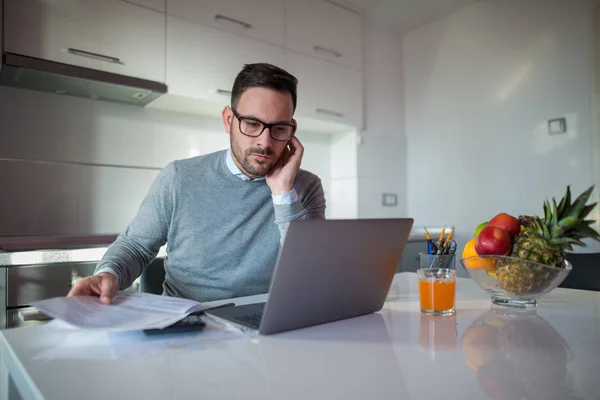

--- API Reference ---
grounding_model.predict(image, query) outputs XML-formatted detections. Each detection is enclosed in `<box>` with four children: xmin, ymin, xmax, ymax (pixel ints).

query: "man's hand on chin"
<box><xmin>266</xmin><ymin>136</ymin><xmax>304</xmax><ymax>195</ymax></box>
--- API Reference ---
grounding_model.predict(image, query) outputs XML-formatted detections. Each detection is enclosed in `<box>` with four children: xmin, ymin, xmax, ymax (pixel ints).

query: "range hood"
<box><xmin>0</xmin><ymin>53</ymin><xmax>168</xmax><ymax>107</ymax></box>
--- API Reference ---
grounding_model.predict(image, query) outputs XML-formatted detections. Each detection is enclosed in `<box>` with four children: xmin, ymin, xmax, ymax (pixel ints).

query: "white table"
<box><xmin>1</xmin><ymin>272</ymin><xmax>599</xmax><ymax>400</ymax></box>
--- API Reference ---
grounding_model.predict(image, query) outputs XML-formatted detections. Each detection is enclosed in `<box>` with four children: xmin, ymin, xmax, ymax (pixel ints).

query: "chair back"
<box><xmin>560</xmin><ymin>252</ymin><xmax>600</xmax><ymax>291</ymax></box>
<box><xmin>140</xmin><ymin>257</ymin><xmax>166</xmax><ymax>295</ymax></box>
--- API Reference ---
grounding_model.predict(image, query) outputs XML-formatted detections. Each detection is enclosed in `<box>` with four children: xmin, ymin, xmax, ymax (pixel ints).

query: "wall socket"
<box><xmin>548</xmin><ymin>117</ymin><xmax>567</xmax><ymax>135</ymax></box>
<box><xmin>382</xmin><ymin>193</ymin><xmax>397</xmax><ymax>207</ymax></box>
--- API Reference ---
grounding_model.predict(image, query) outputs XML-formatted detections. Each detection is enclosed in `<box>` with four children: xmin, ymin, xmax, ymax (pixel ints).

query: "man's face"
<box><xmin>222</xmin><ymin>87</ymin><xmax>295</xmax><ymax>179</ymax></box>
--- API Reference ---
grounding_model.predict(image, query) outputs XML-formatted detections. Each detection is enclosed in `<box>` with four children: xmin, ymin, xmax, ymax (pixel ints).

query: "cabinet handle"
<box><xmin>67</xmin><ymin>48</ymin><xmax>125</xmax><ymax>65</ymax></box>
<box><xmin>316</xmin><ymin>108</ymin><xmax>344</xmax><ymax>118</ymax></box>
<box><xmin>214</xmin><ymin>14</ymin><xmax>252</xmax><ymax>29</ymax></box>
<box><xmin>314</xmin><ymin>45</ymin><xmax>342</xmax><ymax>58</ymax></box>
<box><xmin>18</xmin><ymin>309</ymin><xmax>51</xmax><ymax>322</ymax></box>
<box><xmin>216</xmin><ymin>89</ymin><xmax>232</xmax><ymax>96</ymax></box>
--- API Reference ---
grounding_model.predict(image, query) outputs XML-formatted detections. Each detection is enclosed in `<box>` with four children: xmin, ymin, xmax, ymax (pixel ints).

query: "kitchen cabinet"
<box><xmin>167</xmin><ymin>0</ymin><xmax>285</xmax><ymax>47</ymax></box>
<box><xmin>285</xmin><ymin>0</ymin><xmax>363</xmax><ymax>70</ymax></box>
<box><xmin>166</xmin><ymin>16</ymin><xmax>286</xmax><ymax>104</ymax></box>
<box><xmin>126</xmin><ymin>0</ymin><xmax>166</xmax><ymax>12</ymax></box>
<box><xmin>286</xmin><ymin>51</ymin><xmax>363</xmax><ymax>129</ymax></box>
<box><xmin>4</xmin><ymin>0</ymin><xmax>166</xmax><ymax>83</ymax></box>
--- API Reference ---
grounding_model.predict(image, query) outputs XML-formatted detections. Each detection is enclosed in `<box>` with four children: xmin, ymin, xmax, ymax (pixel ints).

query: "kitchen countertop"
<box><xmin>1</xmin><ymin>272</ymin><xmax>599</xmax><ymax>400</ymax></box>
<box><xmin>0</xmin><ymin>227</ymin><xmax>441</xmax><ymax>267</ymax></box>
<box><xmin>0</xmin><ymin>235</ymin><xmax>118</xmax><ymax>252</ymax></box>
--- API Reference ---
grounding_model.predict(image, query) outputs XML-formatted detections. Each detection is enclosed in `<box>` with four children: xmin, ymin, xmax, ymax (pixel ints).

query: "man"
<box><xmin>68</xmin><ymin>63</ymin><xmax>326</xmax><ymax>304</ymax></box>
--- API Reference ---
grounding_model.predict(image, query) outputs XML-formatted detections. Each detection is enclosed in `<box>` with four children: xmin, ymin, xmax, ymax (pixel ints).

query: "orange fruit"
<box><xmin>462</xmin><ymin>238</ymin><xmax>478</xmax><ymax>259</ymax></box>
<box><xmin>462</xmin><ymin>238</ymin><xmax>496</xmax><ymax>271</ymax></box>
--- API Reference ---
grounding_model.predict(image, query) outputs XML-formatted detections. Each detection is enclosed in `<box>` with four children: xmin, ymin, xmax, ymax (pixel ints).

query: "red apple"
<box><xmin>475</xmin><ymin>226</ymin><xmax>512</xmax><ymax>256</ymax></box>
<box><xmin>488</xmin><ymin>213</ymin><xmax>520</xmax><ymax>238</ymax></box>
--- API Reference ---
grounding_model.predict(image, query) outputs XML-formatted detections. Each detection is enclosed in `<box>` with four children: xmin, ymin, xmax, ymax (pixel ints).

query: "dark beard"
<box><xmin>233</xmin><ymin>145</ymin><xmax>276</xmax><ymax>177</ymax></box>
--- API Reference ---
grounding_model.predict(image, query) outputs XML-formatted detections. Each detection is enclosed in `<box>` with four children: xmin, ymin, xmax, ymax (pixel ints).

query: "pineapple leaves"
<box><xmin>581</xmin><ymin>203</ymin><xmax>597</xmax><ymax>219</ymax></box>
<box><xmin>550</xmin><ymin>237</ymin><xmax>585</xmax><ymax>249</ymax></box>
<box><xmin>533</xmin><ymin>185</ymin><xmax>599</xmax><ymax>250</ymax></box>
<box><xmin>576</xmin><ymin>224</ymin><xmax>600</xmax><ymax>242</ymax></box>
<box><xmin>557</xmin><ymin>215</ymin><xmax>578</xmax><ymax>230</ymax></box>
<box><xmin>571</xmin><ymin>185</ymin><xmax>595</xmax><ymax>215</ymax></box>
<box><xmin>570</xmin><ymin>239</ymin><xmax>586</xmax><ymax>248</ymax></box>
<box><xmin>541</xmin><ymin>222</ymin><xmax>551</xmax><ymax>239</ymax></box>
<box><xmin>544</xmin><ymin>200</ymin><xmax>556</xmax><ymax>226</ymax></box>
<box><xmin>556</xmin><ymin>186</ymin><xmax>570</xmax><ymax>216</ymax></box>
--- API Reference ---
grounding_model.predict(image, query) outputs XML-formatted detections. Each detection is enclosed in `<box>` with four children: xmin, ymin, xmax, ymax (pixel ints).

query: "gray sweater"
<box><xmin>95</xmin><ymin>149</ymin><xmax>326</xmax><ymax>302</ymax></box>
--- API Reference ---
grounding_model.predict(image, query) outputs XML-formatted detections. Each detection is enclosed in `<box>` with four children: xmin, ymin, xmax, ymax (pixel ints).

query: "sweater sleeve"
<box><xmin>272</xmin><ymin>173</ymin><xmax>326</xmax><ymax>243</ymax></box>
<box><xmin>94</xmin><ymin>162</ymin><xmax>176</xmax><ymax>290</ymax></box>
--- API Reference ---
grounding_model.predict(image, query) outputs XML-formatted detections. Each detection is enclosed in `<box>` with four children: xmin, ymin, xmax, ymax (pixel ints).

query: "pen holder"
<box><xmin>419</xmin><ymin>252</ymin><xmax>456</xmax><ymax>270</ymax></box>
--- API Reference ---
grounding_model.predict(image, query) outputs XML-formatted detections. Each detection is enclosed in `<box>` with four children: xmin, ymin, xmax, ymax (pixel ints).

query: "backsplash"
<box><xmin>0</xmin><ymin>86</ymin><xmax>335</xmax><ymax>235</ymax></box>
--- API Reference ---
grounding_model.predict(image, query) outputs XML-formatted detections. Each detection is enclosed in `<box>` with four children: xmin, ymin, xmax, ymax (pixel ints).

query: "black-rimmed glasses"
<box><xmin>231</xmin><ymin>107</ymin><xmax>296</xmax><ymax>142</ymax></box>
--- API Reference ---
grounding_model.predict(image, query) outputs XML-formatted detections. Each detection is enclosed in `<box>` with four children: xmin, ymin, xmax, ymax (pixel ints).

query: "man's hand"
<box><xmin>67</xmin><ymin>272</ymin><xmax>118</xmax><ymax>304</ymax></box>
<box><xmin>266</xmin><ymin>136</ymin><xmax>304</xmax><ymax>195</ymax></box>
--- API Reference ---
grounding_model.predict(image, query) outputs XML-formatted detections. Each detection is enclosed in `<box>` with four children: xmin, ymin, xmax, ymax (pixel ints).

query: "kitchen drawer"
<box><xmin>168</xmin><ymin>0</ymin><xmax>285</xmax><ymax>47</ymax></box>
<box><xmin>5</xmin><ymin>0</ymin><xmax>166</xmax><ymax>82</ymax></box>
<box><xmin>7</xmin><ymin>262</ymin><xmax>97</xmax><ymax>307</ymax></box>
<box><xmin>166</xmin><ymin>16</ymin><xmax>285</xmax><ymax>103</ymax></box>
<box><xmin>285</xmin><ymin>0</ymin><xmax>363</xmax><ymax>70</ymax></box>
<box><xmin>286</xmin><ymin>51</ymin><xmax>363</xmax><ymax>129</ymax></box>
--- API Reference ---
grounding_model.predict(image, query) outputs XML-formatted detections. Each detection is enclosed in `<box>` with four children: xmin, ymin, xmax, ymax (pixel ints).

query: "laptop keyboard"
<box><xmin>232</xmin><ymin>313</ymin><xmax>263</xmax><ymax>330</ymax></box>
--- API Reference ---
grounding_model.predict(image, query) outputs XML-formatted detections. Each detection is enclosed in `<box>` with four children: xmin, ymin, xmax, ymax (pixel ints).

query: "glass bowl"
<box><xmin>459</xmin><ymin>255</ymin><xmax>572</xmax><ymax>309</ymax></box>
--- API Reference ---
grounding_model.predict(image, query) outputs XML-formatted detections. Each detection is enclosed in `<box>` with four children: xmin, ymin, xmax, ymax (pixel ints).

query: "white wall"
<box><xmin>403</xmin><ymin>0</ymin><xmax>599</xmax><ymax>252</ymax></box>
<box><xmin>357</xmin><ymin>23</ymin><xmax>408</xmax><ymax>219</ymax></box>
<box><xmin>593</xmin><ymin>6</ymin><xmax>600</xmax><ymax>234</ymax></box>
<box><xmin>330</xmin><ymin>131</ymin><xmax>358</xmax><ymax>219</ymax></box>
<box><xmin>0</xmin><ymin>86</ymin><xmax>333</xmax><ymax>236</ymax></box>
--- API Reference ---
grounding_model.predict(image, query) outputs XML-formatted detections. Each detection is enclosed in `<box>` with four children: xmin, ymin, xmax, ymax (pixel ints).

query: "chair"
<box><xmin>139</xmin><ymin>257</ymin><xmax>166</xmax><ymax>295</ymax></box>
<box><xmin>559</xmin><ymin>252</ymin><xmax>600</xmax><ymax>291</ymax></box>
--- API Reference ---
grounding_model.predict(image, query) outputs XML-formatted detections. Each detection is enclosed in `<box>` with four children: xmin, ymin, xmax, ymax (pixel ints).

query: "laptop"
<box><xmin>205</xmin><ymin>218</ymin><xmax>414</xmax><ymax>335</ymax></box>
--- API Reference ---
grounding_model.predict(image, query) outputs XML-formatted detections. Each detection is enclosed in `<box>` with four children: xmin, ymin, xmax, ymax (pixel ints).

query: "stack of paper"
<box><xmin>33</xmin><ymin>291</ymin><xmax>207</xmax><ymax>331</ymax></box>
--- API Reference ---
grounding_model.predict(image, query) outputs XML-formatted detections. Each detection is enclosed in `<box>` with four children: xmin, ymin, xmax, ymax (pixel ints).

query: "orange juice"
<box><xmin>419</xmin><ymin>279</ymin><xmax>456</xmax><ymax>312</ymax></box>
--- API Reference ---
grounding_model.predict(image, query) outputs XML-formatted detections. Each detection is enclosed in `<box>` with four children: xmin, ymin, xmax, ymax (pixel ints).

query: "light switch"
<box><xmin>548</xmin><ymin>118</ymin><xmax>567</xmax><ymax>135</ymax></box>
<box><xmin>382</xmin><ymin>193</ymin><xmax>397</xmax><ymax>207</ymax></box>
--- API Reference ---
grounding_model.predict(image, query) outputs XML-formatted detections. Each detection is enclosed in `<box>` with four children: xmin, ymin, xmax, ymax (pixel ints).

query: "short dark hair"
<box><xmin>231</xmin><ymin>63</ymin><xmax>298</xmax><ymax>112</ymax></box>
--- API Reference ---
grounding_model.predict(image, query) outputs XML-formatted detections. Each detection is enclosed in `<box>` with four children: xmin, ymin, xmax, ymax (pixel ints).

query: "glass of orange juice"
<box><xmin>417</xmin><ymin>268</ymin><xmax>456</xmax><ymax>316</ymax></box>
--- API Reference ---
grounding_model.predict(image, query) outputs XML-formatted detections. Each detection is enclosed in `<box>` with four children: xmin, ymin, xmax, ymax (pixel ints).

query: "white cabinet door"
<box><xmin>167</xmin><ymin>0</ymin><xmax>285</xmax><ymax>47</ymax></box>
<box><xmin>125</xmin><ymin>0</ymin><xmax>165</xmax><ymax>12</ymax></box>
<box><xmin>286</xmin><ymin>0</ymin><xmax>363</xmax><ymax>70</ymax></box>
<box><xmin>4</xmin><ymin>0</ymin><xmax>166</xmax><ymax>82</ymax></box>
<box><xmin>167</xmin><ymin>16</ymin><xmax>286</xmax><ymax>103</ymax></box>
<box><xmin>287</xmin><ymin>51</ymin><xmax>363</xmax><ymax>129</ymax></box>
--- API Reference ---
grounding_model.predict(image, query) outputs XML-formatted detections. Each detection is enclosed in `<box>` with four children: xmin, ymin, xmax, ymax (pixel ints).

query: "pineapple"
<box><xmin>496</xmin><ymin>185</ymin><xmax>600</xmax><ymax>294</ymax></box>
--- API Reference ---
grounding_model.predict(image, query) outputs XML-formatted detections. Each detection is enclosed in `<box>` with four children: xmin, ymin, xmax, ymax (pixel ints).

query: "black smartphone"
<box><xmin>143</xmin><ymin>313</ymin><xmax>206</xmax><ymax>336</ymax></box>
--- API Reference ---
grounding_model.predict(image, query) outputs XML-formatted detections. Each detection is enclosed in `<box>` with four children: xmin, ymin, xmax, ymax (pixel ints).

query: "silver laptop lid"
<box><xmin>259</xmin><ymin>218</ymin><xmax>414</xmax><ymax>334</ymax></box>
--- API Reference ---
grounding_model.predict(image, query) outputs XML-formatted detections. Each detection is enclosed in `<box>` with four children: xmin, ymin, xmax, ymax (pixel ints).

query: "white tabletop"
<box><xmin>1</xmin><ymin>272</ymin><xmax>600</xmax><ymax>400</ymax></box>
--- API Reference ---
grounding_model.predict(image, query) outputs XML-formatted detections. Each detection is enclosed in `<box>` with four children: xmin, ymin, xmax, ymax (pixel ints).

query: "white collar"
<box><xmin>225</xmin><ymin>148</ymin><xmax>265</xmax><ymax>181</ymax></box>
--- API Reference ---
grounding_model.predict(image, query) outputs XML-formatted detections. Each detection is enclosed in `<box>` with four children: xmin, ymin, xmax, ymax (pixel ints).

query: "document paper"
<box><xmin>32</xmin><ymin>291</ymin><xmax>206</xmax><ymax>331</ymax></box>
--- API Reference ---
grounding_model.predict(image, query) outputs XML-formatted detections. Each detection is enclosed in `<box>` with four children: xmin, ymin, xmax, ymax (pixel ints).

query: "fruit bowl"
<box><xmin>459</xmin><ymin>255</ymin><xmax>572</xmax><ymax>309</ymax></box>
